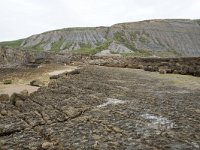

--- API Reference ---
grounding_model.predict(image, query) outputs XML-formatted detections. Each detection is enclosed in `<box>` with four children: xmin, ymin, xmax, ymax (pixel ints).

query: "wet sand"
<box><xmin>1</xmin><ymin>84</ymin><xmax>39</xmax><ymax>96</ymax></box>
<box><xmin>0</xmin><ymin>64</ymin><xmax>77</xmax><ymax>95</ymax></box>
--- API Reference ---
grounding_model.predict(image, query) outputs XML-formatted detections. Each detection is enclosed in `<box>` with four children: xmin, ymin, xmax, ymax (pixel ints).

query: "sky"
<box><xmin>0</xmin><ymin>0</ymin><xmax>200</xmax><ymax>41</ymax></box>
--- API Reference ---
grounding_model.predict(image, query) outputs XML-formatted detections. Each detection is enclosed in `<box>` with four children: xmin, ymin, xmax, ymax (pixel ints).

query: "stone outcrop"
<box><xmin>30</xmin><ymin>80</ymin><xmax>45</xmax><ymax>87</ymax></box>
<box><xmin>0</xmin><ymin>46</ymin><xmax>86</xmax><ymax>68</ymax></box>
<box><xmin>0</xmin><ymin>46</ymin><xmax>26</xmax><ymax>67</ymax></box>
<box><xmin>89</xmin><ymin>56</ymin><xmax>200</xmax><ymax>77</ymax></box>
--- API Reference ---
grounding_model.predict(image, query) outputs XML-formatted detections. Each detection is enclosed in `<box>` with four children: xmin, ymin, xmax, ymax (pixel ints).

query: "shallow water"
<box><xmin>97</xmin><ymin>98</ymin><xmax>126</xmax><ymax>108</ymax></box>
<box><xmin>0</xmin><ymin>65</ymin><xmax>77</xmax><ymax>96</ymax></box>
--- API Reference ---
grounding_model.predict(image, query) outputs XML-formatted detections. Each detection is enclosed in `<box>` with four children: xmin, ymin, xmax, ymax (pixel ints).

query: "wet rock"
<box><xmin>49</xmin><ymin>75</ymin><xmax>60</xmax><ymax>79</ymax></box>
<box><xmin>61</xmin><ymin>106</ymin><xmax>81</xmax><ymax>117</ymax></box>
<box><xmin>67</xmin><ymin>69</ymin><xmax>81</xmax><ymax>75</ymax></box>
<box><xmin>10</xmin><ymin>92</ymin><xmax>28</xmax><ymax>107</ymax></box>
<box><xmin>20</xmin><ymin>90</ymin><xmax>29</xmax><ymax>97</ymax></box>
<box><xmin>30</xmin><ymin>79</ymin><xmax>45</xmax><ymax>87</ymax></box>
<box><xmin>0</xmin><ymin>94</ymin><xmax>9</xmax><ymax>101</ymax></box>
<box><xmin>14</xmin><ymin>100</ymin><xmax>24</xmax><ymax>107</ymax></box>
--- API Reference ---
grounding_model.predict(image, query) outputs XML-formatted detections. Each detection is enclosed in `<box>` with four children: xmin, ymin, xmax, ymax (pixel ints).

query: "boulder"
<box><xmin>10</xmin><ymin>91</ymin><xmax>28</xmax><ymax>107</ymax></box>
<box><xmin>49</xmin><ymin>75</ymin><xmax>60</xmax><ymax>79</ymax></box>
<box><xmin>67</xmin><ymin>69</ymin><xmax>81</xmax><ymax>75</ymax></box>
<box><xmin>20</xmin><ymin>90</ymin><xmax>29</xmax><ymax>97</ymax></box>
<box><xmin>30</xmin><ymin>80</ymin><xmax>44</xmax><ymax>87</ymax></box>
<box><xmin>0</xmin><ymin>110</ymin><xmax>7</xmax><ymax>116</ymax></box>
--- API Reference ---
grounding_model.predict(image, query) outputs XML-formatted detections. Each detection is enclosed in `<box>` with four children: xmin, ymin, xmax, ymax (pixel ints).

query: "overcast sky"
<box><xmin>0</xmin><ymin>0</ymin><xmax>200</xmax><ymax>41</ymax></box>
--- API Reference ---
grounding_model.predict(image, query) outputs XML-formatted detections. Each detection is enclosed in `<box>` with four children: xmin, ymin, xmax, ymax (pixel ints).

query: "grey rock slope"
<box><xmin>108</xmin><ymin>19</ymin><xmax>200</xmax><ymax>56</ymax></box>
<box><xmin>21</xmin><ymin>27</ymin><xmax>109</xmax><ymax>51</ymax></box>
<box><xmin>2</xmin><ymin>19</ymin><xmax>200</xmax><ymax>56</ymax></box>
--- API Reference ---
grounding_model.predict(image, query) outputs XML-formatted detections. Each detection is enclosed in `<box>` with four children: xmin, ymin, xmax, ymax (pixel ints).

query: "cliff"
<box><xmin>1</xmin><ymin>19</ymin><xmax>200</xmax><ymax>56</ymax></box>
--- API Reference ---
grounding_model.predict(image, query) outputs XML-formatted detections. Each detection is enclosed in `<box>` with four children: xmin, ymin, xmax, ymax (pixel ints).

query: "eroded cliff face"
<box><xmin>0</xmin><ymin>47</ymin><xmax>26</xmax><ymax>67</ymax></box>
<box><xmin>21</xmin><ymin>27</ymin><xmax>109</xmax><ymax>51</ymax></box>
<box><xmin>0</xmin><ymin>46</ymin><xmax>89</xmax><ymax>67</ymax></box>
<box><xmin>0</xmin><ymin>47</ymin><xmax>53</xmax><ymax>67</ymax></box>
<box><xmin>1</xmin><ymin>19</ymin><xmax>200</xmax><ymax>56</ymax></box>
<box><xmin>108</xmin><ymin>19</ymin><xmax>200</xmax><ymax>56</ymax></box>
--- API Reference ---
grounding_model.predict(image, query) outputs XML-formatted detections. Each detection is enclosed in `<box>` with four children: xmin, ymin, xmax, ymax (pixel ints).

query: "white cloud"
<box><xmin>0</xmin><ymin>0</ymin><xmax>199</xmax><ymax>41</ymax></box>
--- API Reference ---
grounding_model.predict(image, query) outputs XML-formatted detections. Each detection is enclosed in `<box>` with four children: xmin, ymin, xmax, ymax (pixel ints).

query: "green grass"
<box><xmin>154</xmin><ymin>50</ymin><xmax>181</xmax><ymax>57</ymax></box>
<box><xmin>130</xmin><ymin>32</ymin><xmax>150</xmax><ymax>44</ymax></box>
<box><xmin>149</xmin><ymin>71</ymin><xmax>200</xmax><ymax>88</ymax></box>
<box><xmin>130</xmin><ymin>32</ymin><xmax>140</xmax><ymax>41</ymax></box>
<box><xmin>114</xmin><ymin>32</ymin><xmax>126</xmax><ymax>43</ymax></box>
<box><xmin>0</xmin><ymin>39</ymin><xmax>23</xmax><ymax>48</ymax></box>
<box><xmin>114</xmin><ymin>32</ymin><xmax>136</xmax><ymax>50</ymax></box>
<box><xmin>139</xmin><ymin>36</ymin><xmax>148</xmax><ymax>43</ymax></box>
<box><xmin>62</xmin><ymin>43</ymin><xmax>73</xmax><ymax>50</ymax></box>
<box><xmin>122</xmin><ymin>50</ymin><xmax>152</xmax><ymax>57</ymax></box>
<box><xmin>95</xmin><ymin>41</ymin><xmax>111</xmax><ymax>51</ymax></box>
<box><xmin>79</xmin><ymin>43</ymin><xmax>92</xmax><ymax>49</ymax></box>
<box><xmin>51</xmin><ymin>40</ymin><xmax>64</xmax><ymax>51</ymax></box>
<box><xmin>27</xmin><ymin>44</ymin><xmax>44</xmax><ymax>51</ymax></box>
<box><xmin>74</xmin><ymin>41</ymin><xmax>111</xmax><ymax>55</ymax></box>
<box><xmin>122</xmin><ymin>49</ymin><xmax>181</xmax><ymax>58</ymax></box>
<box><xmin>75</xmin><ymin>47</ymin><xmax>99</xmax><ymax>55</ymax></box>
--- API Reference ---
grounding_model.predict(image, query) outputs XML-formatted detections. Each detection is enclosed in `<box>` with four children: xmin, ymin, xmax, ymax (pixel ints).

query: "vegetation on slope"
<box><xmin>114</xmin><ymin>32</ymin><xmax>136</xmax><ymax>50</ymax></box>
<box><xmin>75</xmin><ymin>41</ymin><xmax>111</xmax><ymax>55</ymax></box>
<box><xmin>0</xmin><ymin>39</ymin><xmax>23</xmax><ymax>48</ymax></box>
<box><xmin>122</xmin><ymin>49</ymin><xmax>181</xmax><ymax>57</ymax></box>
<box><xmin>51</xmin><ymin>39</ymin><xmax>65</xmax><ymax>52</ymax></box>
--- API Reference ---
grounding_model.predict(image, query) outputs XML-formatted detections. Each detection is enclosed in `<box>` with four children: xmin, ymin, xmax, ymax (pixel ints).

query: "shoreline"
<box><xmin>0</xmin><ymin>64</ymin><xmax>77</xmax><ymax>96</ymax></box>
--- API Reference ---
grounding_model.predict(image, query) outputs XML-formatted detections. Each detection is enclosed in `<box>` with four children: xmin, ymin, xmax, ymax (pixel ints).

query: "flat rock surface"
<box><xmin>0</xmin><ymin>66</ymin><xmax>200</xmax><ymax>149</ymax></box>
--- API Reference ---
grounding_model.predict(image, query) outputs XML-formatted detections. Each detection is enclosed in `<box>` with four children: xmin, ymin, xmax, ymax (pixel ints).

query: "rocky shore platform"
<box><xmin>0</xmin><ymin>66</ymin><xmax>200</xmax><ymax>149</ymax></box>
